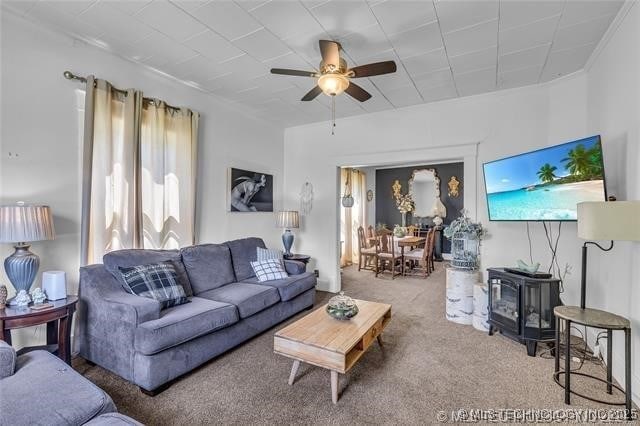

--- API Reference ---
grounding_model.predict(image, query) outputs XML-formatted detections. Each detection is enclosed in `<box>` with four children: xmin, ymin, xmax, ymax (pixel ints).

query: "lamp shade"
<box><xmin>275</xmin><ymin>210</ymin><xmax>299</xmax><ymax>229</ymax></box>
<box><xmin>577</xmin><ymin>201</ymin><xmax>640</xmax><ymax>241</ymax></box>
<box><xmin>0</xmin><ymin>204</ymin><xmax>55</xmax><ymax>243</ymax></box>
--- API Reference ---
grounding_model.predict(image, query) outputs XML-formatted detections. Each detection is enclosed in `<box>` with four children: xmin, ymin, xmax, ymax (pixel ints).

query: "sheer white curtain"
<box><xmin>141</xmin><ymin>101</ymin><xmax>198</xmax><ymax>249</ymax></box>
<box><xmin>81</xmin><ymin>79</ymin><xmax>199</xmax><ymax>264</ymax></box>
<box><xmin>340</xmin><ymin>168</ymin><xmax>367</xmax><ymax>267</ymax></box>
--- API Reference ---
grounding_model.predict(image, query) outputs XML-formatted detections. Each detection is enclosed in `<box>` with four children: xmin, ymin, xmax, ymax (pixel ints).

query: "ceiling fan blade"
<box><xmin>345</xmin><ymin>82</ymin><xmax>372</xmax><ymax>102</ymax></box>
<box><xmin>301</xmin><ymin>86</ymin><xmax>322</xmax><ymax>101</ymax></box>
<box><xmin>270</xmin><ymin>68</ymin><xmax>316</xmax><ymax>77</ymax></box>
<box><xmin>319</xmin><ymin>40</ymin><xmax>340</xmax><ymax>69</ymax></box>
<box><xmin>349</xmin><ymin>61</ymin><xmax>397</xmax><ymax>78</ymax></box>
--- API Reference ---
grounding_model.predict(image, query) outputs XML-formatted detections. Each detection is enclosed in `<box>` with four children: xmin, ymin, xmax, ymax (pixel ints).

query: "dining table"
<box><xmin>368</xmin><ymin>235</ymin><xmax>426</xmax><ymax>275</ymax></box>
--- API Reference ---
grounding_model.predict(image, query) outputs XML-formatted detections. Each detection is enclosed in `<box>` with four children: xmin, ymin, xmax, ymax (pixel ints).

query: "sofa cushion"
<box><xmin>242</xmin><ymin>272</ymin><xmax>316</xmax><ymax>302</ymax></box>
<box><xmin>180</xmin><ymin>244</ymin><xmax>236</xmax><ymax>294</ymax></box>
<box><xmin>0</xmin><ymin>351</ymin><xmax>116</xmax><ymax>425</ymax></box>
<box><xmin>104</xmin><ymin>249</ymin><xmax>193</xmax><ymax>296</ymax></box>
<box><xmin>225</xmin><ymin>237</ymin><xmax>266</xmax><ymax>281</ymax></box>
<box><xmin>0</xmin><ymin>341</ymin><xmax>16</xmax><ymax>379</ymax></box>
<box><xmin>198</xmin><ymin>282</ymin><xmax>280</xmax><ymax>319</ymax></box>
<box><xmin>135</xmin><ymin>297</ymin><xmax>238</xmax><ymax>355</ymax></box>
<box><xmin>119</xmin><ymin>261</ymin><xmax>189</xmax><ymax>310</ymax></box>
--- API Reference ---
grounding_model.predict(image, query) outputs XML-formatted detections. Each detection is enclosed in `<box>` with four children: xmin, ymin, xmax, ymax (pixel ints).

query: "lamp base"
<box><xmin>4</xmin><ymin>244</ymin><xmax>39</xmax><ymax>305</ymax></box>
<box><xmin>282</xmin><ymin>229</ymin><xmax>294</xmax><ymax>257</ymax></box>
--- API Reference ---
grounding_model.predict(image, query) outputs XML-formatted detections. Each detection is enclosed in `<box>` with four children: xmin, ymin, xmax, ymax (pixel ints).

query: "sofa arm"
<box><xmin>0</xmin><ymin>340</ymin><xmax>16</xmax><ymax>379</ymax></box>
<box><xmin>80</xmin><ymin>265</ymin><xmax>161</xmax><ymax>325</ymax></box>
<box><xmin>284</xmin><ymin>260</ymin><xmax>306</xmax><ymax>275</ymax></box>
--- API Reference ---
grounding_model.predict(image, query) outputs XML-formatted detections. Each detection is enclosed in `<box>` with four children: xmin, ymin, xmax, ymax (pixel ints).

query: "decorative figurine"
<box><xmin>367</xmin><ymin>189</ymin><xmax>374</xmax><ymax>202</ymax></box>
<box><xmin>31</xmin><ymin>287</ymin><xmax>47</xmax><ymax>304</ymax></box>
<box><xmin>14</xmin><ymin>290</ymin><xmax>31</xmax><ymax>307</ymax></box>
<box><xmin>448</xmin><ymin>176</ymin><xmax>461</xmax><ymax>198</ymax></box>
<box><xmin>392</xmin><ymin>179</ymin><xmax>402</xmax><ymax>200</ymax></box>
<box><xmin>0</xmin><ymin>285</ymin><xmax>7</xmax><ymax>308</ymax></box>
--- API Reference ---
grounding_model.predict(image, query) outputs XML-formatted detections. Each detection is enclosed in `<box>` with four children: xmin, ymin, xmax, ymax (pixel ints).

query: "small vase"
<box><xmin>401</xmin><ymin>212</ymin><xmax>407</xmax><ymax>227</ymax></box>
<box><xmin>0</xmin><ymin>285</ymin><xmax>7</xmax><ymax>308</ymax></box>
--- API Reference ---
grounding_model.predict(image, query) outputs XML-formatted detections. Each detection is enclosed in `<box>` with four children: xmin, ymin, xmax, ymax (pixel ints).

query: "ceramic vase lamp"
<box><xmin>276</xmin><ymin>210</ymin><xmax>299</xmax><ymax>257</ymax></box>
<box><xmin>0</xmin><ymin>203</ymin><xmax>55</xmax><ymax>305</ymax></box>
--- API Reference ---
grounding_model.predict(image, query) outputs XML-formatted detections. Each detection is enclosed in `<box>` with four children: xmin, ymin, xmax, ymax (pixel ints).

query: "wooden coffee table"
<box><xmin>274</xmin><ymin>299</ymin><xmax>391</xmax><ymax>403</ymax></box>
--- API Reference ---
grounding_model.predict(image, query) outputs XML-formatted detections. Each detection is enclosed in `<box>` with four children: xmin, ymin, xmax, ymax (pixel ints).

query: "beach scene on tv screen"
<box><xmin>484</xmin><ymin>136</ymin><xmax>605</xmax><ymax>220</ymax></box>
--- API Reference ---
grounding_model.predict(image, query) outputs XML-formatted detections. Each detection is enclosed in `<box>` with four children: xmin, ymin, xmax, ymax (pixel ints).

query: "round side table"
<box><xmin>553</xmin><ymin>306</ymin><xmax>632</xmax><ymax>419</ymax></box>
<box><xmin>283</xmin><ymin>254</ymin><xmax>311</xmax><ymax>265</ymax></box>
<box><xmin>0</xmin><ymin>296</ymin><xmax>78</xmax><ymax>365</ymax></box>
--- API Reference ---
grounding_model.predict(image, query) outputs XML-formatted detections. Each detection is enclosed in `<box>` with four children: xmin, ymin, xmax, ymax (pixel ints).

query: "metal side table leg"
<box><xmin>625</xmin><ymin>328</ymin><xmax>632</xmax><ymax>420</ymax></box>
<box><xmin>564</xmin><ymin>319</ymin><xmax>571</xmax><ymax>405</ymax></box>
<box><xmin>554</xmin><ymin>316</ymin><xmax>560</xmax><ymax>376</ymax></box>
<box><xmin>606</xmin><ymin>329</ymin><xmax>612</xmax><ymax>394</ymax></box>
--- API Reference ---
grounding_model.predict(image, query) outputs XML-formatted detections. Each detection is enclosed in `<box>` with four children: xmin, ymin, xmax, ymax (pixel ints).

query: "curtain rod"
<box><xmin>63</xmin><ymin>70</ymin><xmax>184</xmax><ymax>111</ymax></box>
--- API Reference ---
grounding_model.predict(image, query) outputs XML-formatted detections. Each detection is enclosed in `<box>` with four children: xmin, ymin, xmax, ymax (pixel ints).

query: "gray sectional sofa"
<box><xmin>78</xmin><ymin>237</ymin><xmax>316</xmax><ymax>394</ymax></box>
<box><xmin>0</xmin><ymin>341</ymin><xmax>141</xmax><ymax>426</ymax></box>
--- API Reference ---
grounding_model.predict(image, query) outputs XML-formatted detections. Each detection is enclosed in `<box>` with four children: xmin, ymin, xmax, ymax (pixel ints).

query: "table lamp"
<box><xmin>577</xmin><ymin>201</ymin><xmax>640</xmax><ymax>309</ymax></box>
<box><xmin>0</xmin><ymin>203</ymin><xmax>55</xmax><ymax>305</ymax></box>
<box><xmin>276</xmin><ymin>210</ymin><xmax>299</xmax><ymax>257</ymax></box>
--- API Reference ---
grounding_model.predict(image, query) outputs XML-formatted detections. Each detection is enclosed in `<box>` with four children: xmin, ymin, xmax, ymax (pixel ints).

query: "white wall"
<box><xmin>284</xmin><ymin>76</ymin><xmax>589</xmax><ymax>298</ymax></box>
<box><xmin>358</xmin><ymin>166</ymin><xmax>376</xmax><ymax>226</ymax></box>
<box><xmin>0</xmin><ymin>12</ymin><xmax>284</xmax><ymax>348</ymax></box>
<box><xmin>584</xmin><ymin>1</ymin><xmax>640</xmax><ymax>404</ymax></box>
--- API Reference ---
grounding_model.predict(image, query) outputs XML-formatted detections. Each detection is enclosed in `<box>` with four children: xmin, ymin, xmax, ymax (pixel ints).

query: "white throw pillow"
<box><xmin>250</xmin><ymin>259</ymin><xmax>288</xmax><ymax>282</ymax></box>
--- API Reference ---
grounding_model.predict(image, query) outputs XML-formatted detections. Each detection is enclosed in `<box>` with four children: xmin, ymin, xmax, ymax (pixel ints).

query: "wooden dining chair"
<box><xmin>406</xmin><ymin>225</ymin><xmax>418</xmax><ymax>237</ymax></box>
<box><xmin>374</xmin><ymin>228</ymin><xmax>401</xmax><ymax>279</ymax></box>
<box><xmin>403</xmin><ymin>228</ymin><xmax>435</xmax><ymax>277</ymax></box>
<box><xmin>366</xmin><ymin>225</ymin><xmax>375</xmax><ymax>247</ymax></box>
<box><xmin>357</xmin><ymin>226</ymin><xmax>376</xmax><ymax>271</ymax></box>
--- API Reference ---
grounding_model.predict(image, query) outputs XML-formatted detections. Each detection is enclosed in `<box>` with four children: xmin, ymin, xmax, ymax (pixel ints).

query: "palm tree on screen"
<box><xmin>562</xmin><ymin>144</ymin><xmax>590</xmax><ymax>176</ymax></box>
<box><xmin>537</xmin><ymin>163</ymin><xmax>557</xmax><ymax>183</ymax></box>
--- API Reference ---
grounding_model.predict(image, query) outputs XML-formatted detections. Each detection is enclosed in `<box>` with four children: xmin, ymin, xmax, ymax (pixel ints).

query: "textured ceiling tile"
<box><xmin>498</xmin><ymin>44</ymin><xmax>550</xmax><ymax>74</ymax></box>
<box><xmin>389</xmin><ymin>21</ymin><xmax>443</xmax><ymax>59</ymax></box>
<box><xmin>413</xmin><ymin>68</ymin><xmax>455</xmax><ymax>91</ymax></box>
<box><xmin>552</xmin><ymin>14</ymin><xmax>615</xmax><ymax>52</ymax></box>
<box><xmin>435</xmin><ymin>0</ymin><xmax>498</xmax><ymax>33</ymax></box>
<box><xmin>540</xmin><ymin>43</ymin><xmax>596</xmax><ymax>81</ymax></box>
<box><xmin>195</xmin><ymin>0</ymin><xmax>263</xmax><ymax>40</ymax></box>
<box><xmin>419</xmin><ymin>82</ymin><xmax>458</xmax><ymax>102</ymax></box>
<box><xmin>79</xmin><ymin>2</ymin><xmax>154</xmax><ymax>44</ymax></box>
<box><xmin>104</xmin><ymin>0</ymin><xmax>153</xmax><ymax>15</ymax></box>
<box><xmin>498</xmin><ymin>65</ymin><xmax>542</xmax><ymax>90</ymax></box>
<box><xmin>249</xmin><ymin>0</ymin><xmax>323</xmax><ymax>41</ymax></box>
<box><xmin>443</xmin><ymin>19</ymin><xmax>498</xmax><ymax>57</ymax></box>
<box><xmin>499</xmin><ymin>15</ymin><xmax>559</xmax><ymax>55</ymax></box>
<box><xmin>455</xmin><ymin>66</ymin><xmax>496</xmax><ymax>96</ymax></box>
<box><xmin>401</xmin><ymin>48</ymin><xmax>449</xmax><ymax>77</ymax></box>
<box><xmin>370</xmin><ymin>0</ymin><xmax>437</xmax><ymax>36</ymax></box>
<box><xmin>134</xmin><ymin>0</ymin><xmax>207</xmax><ymax>41</ymax></box>
<box><xmin>232</xmin><ymin>28</ymin><xmax>292</xmax><ymax>62</ymax></box>
<box><xmin>340</xmin><ymin>24</ymin><xmax>394</xmax><ymax>64</ymax></box>
<box><xmin>499</xmin><ymin>1</ymin><xmax>564</xmax><ymax>31</ymax></box>
<box><xmin>309</xmin><ymin>0</ymin><xmax>378</xmax><ymax>39</ymax></box>
<box><xmin>184</xmin><ymin>30</ymin><xmax>245</xmax><ymax>63</ymax></box>
<box><xmin>383</xmin><ymin>84</ymin><xmax>423</xmax><ymax>108</ymax></box>
<box><xmin>559</xmin><ymin>0</ymin><xmax>623</xmax><ymax>28</ymax></box>
<box><xmin>450</xmin><ymin>46</ymin><xmax>497</xmax><ymax>75</ymax></box>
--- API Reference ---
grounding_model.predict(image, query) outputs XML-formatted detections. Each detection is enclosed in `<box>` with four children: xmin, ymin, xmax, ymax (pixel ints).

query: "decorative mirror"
<box><xmin>408</xmin><ymin>169</ymin><xmax>446</xmax><ymax>220</ymax></box>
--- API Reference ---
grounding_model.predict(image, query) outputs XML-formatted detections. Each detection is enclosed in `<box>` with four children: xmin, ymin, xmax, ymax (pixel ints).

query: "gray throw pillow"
<box><xmin>256</xmin><ymin>247</ymin><xmax>283</xmax><ymax>261</ymax></box>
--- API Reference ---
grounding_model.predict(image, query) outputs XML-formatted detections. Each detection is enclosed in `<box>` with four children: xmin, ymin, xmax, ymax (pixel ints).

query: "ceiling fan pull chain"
<box><xmin>331</xmin><ymin>95</ymin><xmax>336</xmax><ymax>135</ymax></box>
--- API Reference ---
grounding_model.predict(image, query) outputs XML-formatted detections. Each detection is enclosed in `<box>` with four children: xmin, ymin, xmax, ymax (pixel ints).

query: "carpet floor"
<box><xmin>76</xmin><ymin>264</ymin><xmax>633</xmax><ymax>425</ymax></box>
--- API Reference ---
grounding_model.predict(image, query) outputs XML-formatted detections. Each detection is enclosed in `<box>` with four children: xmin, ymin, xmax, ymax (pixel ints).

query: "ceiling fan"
<box><xmin>270</xmin><ymin>40</ymin><xmax>397</xmax><ymax>102</ymax></box>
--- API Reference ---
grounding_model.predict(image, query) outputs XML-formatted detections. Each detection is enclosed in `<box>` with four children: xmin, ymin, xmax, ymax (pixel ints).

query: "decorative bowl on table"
<box><xmin>326</xmin><ymin>291</ymin><xmax>359</xmax><ymax>320</ymax></box>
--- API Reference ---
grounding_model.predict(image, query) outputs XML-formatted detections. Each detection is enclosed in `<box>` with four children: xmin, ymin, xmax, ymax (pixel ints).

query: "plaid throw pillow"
<box><xmin>250</xmin><ymin>259</ymin><xmax>288</xmax><ymax>282</ymax></box>
<box><xmin>119</xmin><ymin>261</ymin><xmax>189</xmax><ymax>309</ymax></box>
<box><xmin>256</xmin><ymin>247</ymin><xmax>283</xmax><ymax>262</ymax></box>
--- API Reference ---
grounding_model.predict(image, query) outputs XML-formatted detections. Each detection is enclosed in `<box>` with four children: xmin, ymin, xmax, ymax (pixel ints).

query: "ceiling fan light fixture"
<box><xmin>318</xmin><ymin>73</ymin><xmax>349</xmax><ymax>97</ymax></box>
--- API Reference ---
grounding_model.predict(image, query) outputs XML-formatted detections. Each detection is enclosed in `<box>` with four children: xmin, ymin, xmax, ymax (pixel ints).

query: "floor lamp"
<box><xmin>577</xmin><ymin>201</ymin><xmax>640</xmax><ymax>309</ymax></box>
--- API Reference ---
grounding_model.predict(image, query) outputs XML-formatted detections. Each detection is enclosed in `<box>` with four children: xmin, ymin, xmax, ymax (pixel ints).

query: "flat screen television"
<box><xmin>483</xmin><ymin>135</ymin><xmax>606</xmax><ymax>221</ymax></box>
